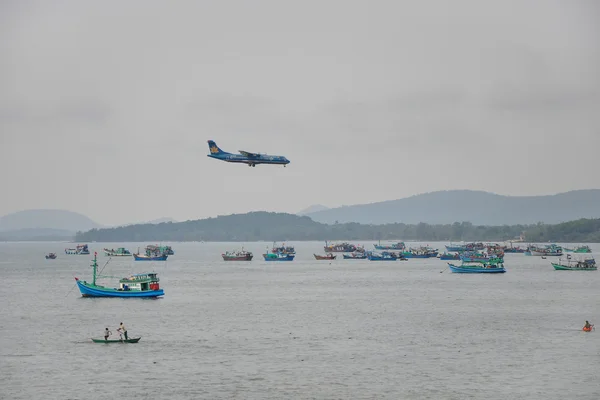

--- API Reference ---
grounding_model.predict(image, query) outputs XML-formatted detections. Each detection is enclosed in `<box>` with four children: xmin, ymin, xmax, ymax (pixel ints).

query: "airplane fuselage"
<box><xmin>208</xmin><ymin>152</ymin><xmax>290</xmax><ymax>167</ymax></box>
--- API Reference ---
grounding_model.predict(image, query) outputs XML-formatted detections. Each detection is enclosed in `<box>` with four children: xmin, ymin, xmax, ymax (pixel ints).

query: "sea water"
<box><xmin>0</xmin><ymin>241</ymin><xmax>598</xmax><ymax>399</ymax></box>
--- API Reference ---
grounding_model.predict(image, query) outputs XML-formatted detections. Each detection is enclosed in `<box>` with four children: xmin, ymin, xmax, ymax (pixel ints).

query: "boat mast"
<box><xmin>91</xmin><ymin>252</ymin><xmax>98</xmax><ymax>286</ymax></box>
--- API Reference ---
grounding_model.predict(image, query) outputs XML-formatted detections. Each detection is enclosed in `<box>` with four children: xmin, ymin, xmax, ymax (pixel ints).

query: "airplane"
<box><xmin>206</xmin><ymin>140</ymin><xmax>290</xmax><ymax>167</ymax></box>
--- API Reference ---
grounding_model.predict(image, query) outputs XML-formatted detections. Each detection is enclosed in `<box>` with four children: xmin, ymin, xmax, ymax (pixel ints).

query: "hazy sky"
<box><xmin>1</xmin><ymin>0</ymin><xmax>599</xmax><ymax>226</ymax></box>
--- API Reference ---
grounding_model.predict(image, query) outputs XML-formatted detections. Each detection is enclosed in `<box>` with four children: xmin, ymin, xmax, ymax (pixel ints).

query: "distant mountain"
<box><xmin>146</xmin><ymin>217</ymin><xmax>177</xmax><ymax>224</ymax></box>
<box><xmin>303</xmin><ymin>190</ymin><xmax>600</xmax><ymax>225</ymax></box>
<box><xmin>297</xmin><ymin>204</ymin><xmax>330</xmax><ymax>215</ymax></box>
<box><xmin>0</xmin><ymin>209</ymin><xmax>102</xmax><ymax>233</ymax></box>
<box><xmin>75</xmin><ymin>211</ymin><xmax>600</xmax><ymax>243</ymax></box>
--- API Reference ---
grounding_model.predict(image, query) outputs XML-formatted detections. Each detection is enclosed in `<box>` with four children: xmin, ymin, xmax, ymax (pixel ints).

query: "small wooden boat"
<box><xmin>91</xmin><ymin>337</ymin><xmax>141</xmax><ymax>343</ymax></box>
<box><xmin>314</xmin><ymin>253</ymin><xmax>336</xmax><ymax>260</ymax></box>
<box><xmin>104</xmin><ymin>247</ymin><xmax>132</xmax><ymax>256</ymax></box>
<box><xmin>45</xmin><ymin>253</ymin><xmax>57</xmax><ymax>259</ymax></box>
<box><xmin>583</xmin><ymin>325</ymin><xmax>594</xmax><ymax>332</ymax></box>
<box><xmin>448</xmin><ymin>260</ymin><xmax>506</xmax><ymax>273</ymax></box>
<box><xmin>74</xmin><ymin>253</ymin><xmax>164</xmax><ymax>298</ymax></box>
<box><xmin>263</xmin><ymin>252</ymin><xmax>295</xmax><ymax>261</ymax></box>
<box><xmin>439</xmin><ymin>252</ymin><xmax>460</xmax><ymax>260</ymax></box>
<box><xmin>222</xmin><ymin>249</ymin><xmax>253</xmax><ymax>261</ymax></box>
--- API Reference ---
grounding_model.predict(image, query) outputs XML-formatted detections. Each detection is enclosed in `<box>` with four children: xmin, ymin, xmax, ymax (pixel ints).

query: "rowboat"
<box><xmin>314</xmin><ymin>253</ymin><xmax>336</xmax><ymax>260</ymax></box>
<box><xmin>45</xmin><ymin>253</ymin><xmax>57</xmax><ymax>259</ymax></box>
<box><xmin>448</xmin><ymin>260</ymin><xmax>506</xmax><ymax>273</ymax></box>
<box><xmin>74</xmin><ymin>252</ymin><xmax>164</xmax><ymax>298</ymax></box>
<box><xmin>91</xmin><ymin>337</ymin><xmax>141</xmax><ymax>343</ymax></box>
<box><xmin>583</xmin><ymin>325</ymin><xmax>594</xmax><ymax>332</ymax></box>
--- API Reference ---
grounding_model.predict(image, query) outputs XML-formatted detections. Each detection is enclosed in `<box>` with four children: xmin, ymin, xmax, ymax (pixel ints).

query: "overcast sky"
<box><xmin>1</xmin><ymin>0</ymin><xmax>599</xmax><ymax>226</ymax></box>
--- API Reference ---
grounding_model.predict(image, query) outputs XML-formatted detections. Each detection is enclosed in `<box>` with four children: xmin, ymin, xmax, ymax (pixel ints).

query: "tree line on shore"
<box><xmin>74</xmin><ymin>212</ymin><xmax>600</xmax><ymax>243</ymax></box>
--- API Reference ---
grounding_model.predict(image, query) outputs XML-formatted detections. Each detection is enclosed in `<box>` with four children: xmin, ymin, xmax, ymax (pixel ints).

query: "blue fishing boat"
<box><xmin>74</xmin><ymin>253</ymin><xmax>164</xmax><ymax>298</ymax></box>
<box><xmin>448</xmin><ymin>260</ymin><xmax>506</xmax><ymax>273</ymax></box>
<box><xmin>367</xmin><ymin>251</ymin><xmax>398</xmax><ymax>261</ymax></box>
<box><xmin>263</xmin><ymin>252</ymin><xmax>295</xmax><ymax>261</ymax></box>
<box><xmin>460</xmin><ymin>251</ymin><xmax>504</xmax><ymax>263</ymax></box>
<box><xmin>445</xmin><ymin>242</ymin><xmax>485</xmax><ymax>252</ymax></box>
<box><xmin>439</xmin><ymin>252</ymin><xmax>460</xmax><ymax>260</ymax></box>
<box><xmin>133</xmin><ymin>253</ymin><xmax>168</xmax><ymax>261</ymax></box>
<box><xmin>343</xmin><ymin>252</ymin><xmax>367</xmax><ymax>259</ymax></box>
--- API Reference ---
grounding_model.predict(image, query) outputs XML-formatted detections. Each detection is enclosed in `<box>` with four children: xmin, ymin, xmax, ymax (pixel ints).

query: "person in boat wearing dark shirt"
<box><xmin>104</xmin><ymin>328</ymin><xmax>111</xmax><ymax>341</ymax></box>
<box><xmin>584</xmin><ymin>321</ymin><xmax>592</xmax><ymax>329</ymax></box>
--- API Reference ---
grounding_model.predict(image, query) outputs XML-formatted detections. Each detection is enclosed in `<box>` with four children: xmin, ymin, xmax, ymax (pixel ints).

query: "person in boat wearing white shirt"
<box><xmin>117</xmin><ymin>322</ymin><xmax>128</xmax><ymax>340</ymax></box>
<box><xmin>104</xmin><ymin>328</ymin><xmax>111</xmax><ymax>341</ymax></box>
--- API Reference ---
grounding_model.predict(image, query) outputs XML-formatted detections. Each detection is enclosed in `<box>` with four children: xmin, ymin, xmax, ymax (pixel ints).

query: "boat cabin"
<box><xmin>118</xmin><ymin>273</ymin><xmax>160</xmax><ymax>291</ymax></box>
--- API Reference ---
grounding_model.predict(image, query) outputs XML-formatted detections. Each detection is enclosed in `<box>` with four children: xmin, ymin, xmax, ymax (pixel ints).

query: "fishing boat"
<box><xmin>367</xmin><ymin>251</ymin><xmax>398</xmax><ymax>261</ymax></box>
<box><xmin>504</xmin><ymin>245</ymin><xmax>526</xmax><ymax>253</ymax></box>
<box><xmin>529</xmin><ymin>244</ymin><xmax>563</xmax><ymax>256</ymax></box>
<box><xmin>74</xmin><ymin>253</ymin><xmax>164</xmax><ymax>298</ymax></box>
<box><xmin>460</xmin><ymin>252</ymin><xmax>504</xmax><ymax>263</ymax></box>
<box><xmin>65</xmin><ymin>244</ymin><xmax>90</xmax><ymax>255</ymax></box>
<box><xmin>402</xmin><ymin>246</ymin><xmax>438</xmax><ymax>258</ymax></box>
<box><xmin>222</xmin><ymin>249</ymin><xmax>253</xmax><ymax>261</ymax></box>
<box><xmin>314</xmin><ymin>253</ymin><xmax>336</xmax><ymax>260</ymax></box>
<box><xmin>373</xmin><ymin>241</ymin><xmax>405</xmax><ymax>251</ymax></box>
<box><xmin>104</xmin><ymin>247</ymin><xmax>132</xmax><ymax>257</ymax></box>
<box><xmin>324</xmin><ymin>241</ymin><xmax>359</xmax><ymax>253</ymax></box>
<box><xmin>551</xmin><ymin>257</ymin><xmax>597</xmax><ymax>271</ymax></box>
<box><xmin>45</xmin><ymin>253</ymin><xmax>57</xmax><ymax>259</ymax></box>
<box><xmin>343</xmin><ymin>252</ymin><xmax>368</xmax><ymax>259</ymax></box>
<box><xmin>583</xmin><ymin>324</ymin><xmax>594</xmax><ymax>332</ymax></box>
<box><xmin>438</xmin><ymin>252</ymin><xmax>460</xmax><ymax>260</ymax></box>
<box><xmin>271</xmin><ymin>242</ymin><xmax>296</xmax><ymax>254</ymax></box>
<box><xmin>91</xmin><ymin>337</ymin><xmax>141</xmax><ymax>343</ymax></box>
<box><xmin>564</xmin><ymin>245</ymin><xmax>592</xmax><ymax>253</ymax></box>
<box><xmin>263</xmin><ymin>252</ymin><xmax>295</xmax><ymax>261</ymax></box>
<box><xmin>133</xmin><ymin>253</ymin><xmax>168</xmax><ymax>261</ymax></box>
<box><xmin>145</xmin><ymin>244</ymin><xmax>174</xmax><ymax>256</ymax></box>
<box><xmin>448</xmin><ymin>259</ymin><xmax>506</xmax><ymax>273</ymax></box>
<box><xmin>445</xmin><ymin>242</ymin><xmax>485</xmax><ymax>252</ymax></box>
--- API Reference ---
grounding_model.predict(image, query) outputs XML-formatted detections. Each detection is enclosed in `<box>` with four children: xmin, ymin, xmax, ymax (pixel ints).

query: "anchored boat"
<box><xmin>373</xmin><ymin>241</ymin><xmax>405</xmax><ymax>251</ymax></box>
<box><xmin>133</xmin><ymin>253</ymin><xmax>168</xmax><ymax>261</ymax></box>
<box><xmin>65</xmin><ymin>244</ymin><xmax>90</xmax><ymax>255</ymax></box>
<box><xmin>529</xmin><ymin>244</ymin><xmax>563</xmax><ymax>256</ymax></box>
<box><xmin>448</xmin><ymin>259</ymin><xmax>506</xmax><ymax>273</ymax></box>
<box><xmin>45</xmin><ymin>253</ymin><xmax>57</xmax><ymax>259</ymax></box>
<box><xmin>263</xmin><ymin>252</ymin><xmax>295</xmax><ymax>261</ymax></box>
<box><xmin>104</xmin><ymin>247</ymin><xmax>132</xmax><ymax>257</ymax></box>
<box><xmin>222</xmin><ymin>249</ymin><xmax>253</xmax><ymax>261</ymax></box>
<box><xmin>314</xmin><ymin>253</ymin><xmax>336</xmax><ymax>260</ymax></box>
<box><xmin>439</xmin><ymin>252</ymin><xmax>460</xmax><ymax>260</ymax></box>
<box><xmin>343</xmin><ymin>252</ymin><xmax>367</xmax><ymax>259</ymax></box>
<box><xmin>324</xmin><ymin>241</ymin><xmax>360</xmax><ymax>253</ymax></box>
<box><xmin>367</xmin><ymin>251</ymin><xmax>398</xmax><ymax>261</ymax></box>
<box><xmin>271</xmin><ymin>242</ymin><xmax>296</xmax><ymax>255</ymax></box>
<box><xmin>551</xmin><ymin>257</ymin><xmax>596</xmax><ymax>271</ymax></box>
<box><xmin>564</xmin><ymin>245</ymin><xmax>592</xmax><ymax>253</ymax></box>
<box><xmin>74</xmin><ymin>253</ymin><xmax>164</xmax><ymax>298</ymax></box>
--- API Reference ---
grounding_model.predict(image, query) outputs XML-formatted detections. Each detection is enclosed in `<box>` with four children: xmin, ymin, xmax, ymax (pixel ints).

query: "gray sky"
<box><xmin>1</xmin><ymin>0</ymin><xmax>599</xmax><ymax>226</ymax></box>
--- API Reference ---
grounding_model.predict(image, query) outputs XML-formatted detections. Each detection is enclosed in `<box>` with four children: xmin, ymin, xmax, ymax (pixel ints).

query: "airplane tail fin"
<box><xmin>207</xmin><ymin>140</ymin><xmax>225</xmax><ymax>155</ymax></box>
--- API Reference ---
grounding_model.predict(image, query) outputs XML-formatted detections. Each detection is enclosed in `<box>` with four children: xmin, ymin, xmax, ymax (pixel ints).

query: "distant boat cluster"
<box><xmin>48</xmin><ymin>240</ymin><xmax>596</xmax><ymax>301</ymax></box>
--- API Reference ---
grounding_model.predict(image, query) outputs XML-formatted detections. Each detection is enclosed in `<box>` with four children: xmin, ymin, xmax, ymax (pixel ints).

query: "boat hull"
<box><xmin>314</xmin><ymin>254</ymin><xmax>336</xmax><ymax>260</ymax></box>
<box><xmin>448</xmin><ymin>263</ymin><xmax>506</xmax><ymax>273</ymax></box>
<box><xmin>263</xmin><ymin>254</ymin><xmax>295</xmax><ymax>261</ymax></box>
<box><xmin>402</xmin><ymin>253</ymin><xmax>438</xmax><ymax>258</ymax></box>
<box><xmin>76</xmin><ymin>280</ymin><xmax>164</xmax><ymax>297</ymax></box>
<box><xmin>343</xmin><ymin>254</ymin><xmax>367</xmax><ymax>259</ymax></box>
<box><xmin>222</xmin><ymin>255</ymin><xmax>253</xmax><ymax>261</ymax></box>
<box><xmin>133</xmin><ymin>254</ymin><xmax>168</xmax><ymax>261</ymax></box>
<box><xmin>530</xmin><ymin>251</ymin><xmax>562</xmax><ymax>256</ymax></box>
<box><xmin>91</xmin><ymin>337</ymin><xmax>141</xmax><ymax>343</ymax></box>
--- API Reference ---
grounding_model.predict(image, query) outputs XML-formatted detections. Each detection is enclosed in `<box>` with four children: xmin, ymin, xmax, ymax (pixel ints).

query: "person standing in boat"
<box><xmin>117</xmin><ymin>322</ymin><xmax>128</xmax><ymax>340</ymax></box>
<box><xmin>104</xmin><ymin>328</ymin><xmax>111</xmax><ymax>341</ymax></box>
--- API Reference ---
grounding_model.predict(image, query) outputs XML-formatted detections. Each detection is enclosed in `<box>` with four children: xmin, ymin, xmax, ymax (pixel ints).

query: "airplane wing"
<box><xmin>239</xmin><ymin>150</ymin><xmax>261</xmax><ymax>158</ymax></box>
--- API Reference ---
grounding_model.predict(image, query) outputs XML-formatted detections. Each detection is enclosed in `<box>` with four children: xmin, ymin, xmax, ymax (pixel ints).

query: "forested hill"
<box><xmin>75</xmin><ymin>212</ymin><xmax>600</xmax><ymax>243</ymax></box>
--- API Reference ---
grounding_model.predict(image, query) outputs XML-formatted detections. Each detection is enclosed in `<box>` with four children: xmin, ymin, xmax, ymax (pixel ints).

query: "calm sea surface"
<box><xmin>0</xmin><ymin>241</ymin><xmax>598</xmax><ymax>399</ymax></box>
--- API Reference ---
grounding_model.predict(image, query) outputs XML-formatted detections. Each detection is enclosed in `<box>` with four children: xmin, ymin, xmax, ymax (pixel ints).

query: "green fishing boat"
<box><xmin>91</xmin><ymin>337</ymin><xmax>141</xmax><ymax>343</ymax></box>
<box><xmin>551</xmin><ymin>257</ymin><xmax>596</xmax><ymax>271</ymax></box>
